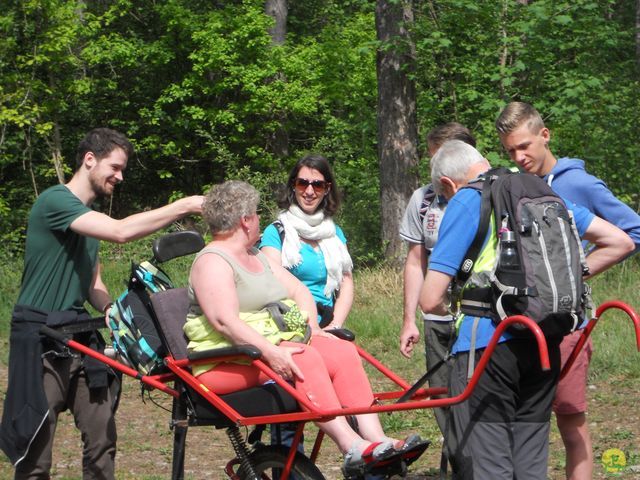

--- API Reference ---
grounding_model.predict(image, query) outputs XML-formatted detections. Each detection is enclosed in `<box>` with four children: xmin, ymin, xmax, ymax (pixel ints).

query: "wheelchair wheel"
<box><xmin>238</xmin><ymin>445</ymin><xmax>325</xmax><ymax>480</ymax></box>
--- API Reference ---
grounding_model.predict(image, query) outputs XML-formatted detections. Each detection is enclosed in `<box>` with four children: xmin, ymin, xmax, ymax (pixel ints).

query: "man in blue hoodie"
<box><xmin>496</xmin><ymin>101</ymin><xmax>640</xmax><ymax>480</ymax></box>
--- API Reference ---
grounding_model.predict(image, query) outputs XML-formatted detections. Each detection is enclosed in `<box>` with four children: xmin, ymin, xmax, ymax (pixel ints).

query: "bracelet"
<box><xmin>102</xmin><ymin>302</ymin><xmax>114</xmax><ymax>314</ymax></box>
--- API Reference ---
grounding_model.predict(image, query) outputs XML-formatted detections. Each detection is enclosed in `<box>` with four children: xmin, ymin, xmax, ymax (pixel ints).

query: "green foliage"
<box><xmin>0</xmin><ymin>0</ymin><xmax>638</xmax><ymax>263</ymax></box>
<box><xmin>0</xmin><ymin>255</ymin><xmax>22</xmax><ymax>362</ymax></box>
<box><xmin>0</xmin><ymin>0</ymin><xmax>385</xmax><ymax>260</ymax></box>
<box><xmin>412</xmin><ymin>0</ymin><xmax>640</xmax><ymax>209</ymax></box>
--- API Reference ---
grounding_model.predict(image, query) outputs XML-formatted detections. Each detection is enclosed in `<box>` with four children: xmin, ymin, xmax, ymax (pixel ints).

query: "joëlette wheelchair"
<box><xmin>40</xmin><ymin>231</ymin><xmax>640</xmax><ymax>480</ymax></box>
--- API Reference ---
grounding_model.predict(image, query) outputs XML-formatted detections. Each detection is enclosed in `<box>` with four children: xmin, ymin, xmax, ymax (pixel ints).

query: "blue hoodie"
<box><xmin>545</xmin><ymin>157</ymin><xmax>640</xmax><ymax>254</ymax></box>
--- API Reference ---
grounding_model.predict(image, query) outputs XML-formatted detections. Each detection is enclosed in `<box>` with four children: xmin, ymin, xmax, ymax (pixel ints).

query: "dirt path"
<box><xmin>1</xmin><ymin>367</ymin><xmax>639</xmax><ymax>479</ymax></box>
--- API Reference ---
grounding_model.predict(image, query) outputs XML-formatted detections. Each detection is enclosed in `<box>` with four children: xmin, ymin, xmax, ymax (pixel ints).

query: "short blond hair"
<box><xmin>496</xmin><ymin>101</ymin><xmax>545</xmax><ymax>135</ymax></box>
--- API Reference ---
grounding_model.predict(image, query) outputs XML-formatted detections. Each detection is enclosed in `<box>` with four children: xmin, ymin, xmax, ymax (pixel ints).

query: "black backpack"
<box><xmin>455</xmin><ymin>167</ymin><xmax>591</xmax><ymax>337</ymax></box>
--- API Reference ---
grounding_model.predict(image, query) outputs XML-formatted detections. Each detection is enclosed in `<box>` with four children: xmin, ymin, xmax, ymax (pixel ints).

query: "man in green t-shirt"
<box><xmin>0</xmin><ymin>128</ymin><xmax>204</xmax><ymax>479</ymax></box>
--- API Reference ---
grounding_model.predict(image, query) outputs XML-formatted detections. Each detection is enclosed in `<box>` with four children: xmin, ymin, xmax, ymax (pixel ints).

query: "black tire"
<box><xmin>237</xmin><ymin>445</ymin><xmax>326</xmax><ymax>480</ymax></box>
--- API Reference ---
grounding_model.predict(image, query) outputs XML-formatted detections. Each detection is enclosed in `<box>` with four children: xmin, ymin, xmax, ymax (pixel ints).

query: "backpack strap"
<box><xmin>455</xmin><ymin>177</ymin><xmax>493</xmax><ymax>286</ymax></box>
<box><xmin>466</xmin><ymin>317</ymin><xmax>481</xmax><ymax>381</ymax></box>
<box><xmin>455</xmin><ymin>167</ymin><xmax>513</xmax><ymax>287</ymax></box>
<box><xmin>419</xmin><ymin>184</ymin><xmax>438</xmax><ymax>224</ymax></box>
<box><xmin>133</xmin><ymin>261</ymin><xmax>172</xmax><ymax>293</ymax></box>
<box><xmin>264</xmin><ymin>301</ymin><xmax>312</xmax><ymax>344</ymax></box>
<box><xmin>273</xmin><ymin>220</ymin><xmax>285</xmax><ymax>243</ymax></box>
<box><xmin>264</xmin><ymin>301</ymin><xmax>290</xmax><ymax>331</ymax></box>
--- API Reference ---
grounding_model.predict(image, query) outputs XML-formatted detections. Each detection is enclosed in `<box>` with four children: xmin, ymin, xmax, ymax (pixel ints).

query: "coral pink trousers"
<box><xmin>197</xmin><ymin>335</ymin><xmax>374</xmax><ymax>410</ymax></box>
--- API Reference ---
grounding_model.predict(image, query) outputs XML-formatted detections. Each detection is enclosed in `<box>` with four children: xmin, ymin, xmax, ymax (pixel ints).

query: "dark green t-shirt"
<box><xmin>17</xmin><ymin>185</ymin><xmax>99</xmax><ymax>312</ymax></box>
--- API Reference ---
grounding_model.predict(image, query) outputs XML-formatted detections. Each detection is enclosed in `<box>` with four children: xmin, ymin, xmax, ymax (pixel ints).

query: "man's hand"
<box><xmin>104</xmin><ymin>304</ymin><xmax>113</xmax><ymax>329</ymax></box>
<box><xmin>179</xmin><ymin>195</ymin><xmax>206</xmax><ymax>215</ymax></box>
<box><xmin>400</xmin><ymin>321</ymin><xmax>420</xmax><ymax>358</ymax></box>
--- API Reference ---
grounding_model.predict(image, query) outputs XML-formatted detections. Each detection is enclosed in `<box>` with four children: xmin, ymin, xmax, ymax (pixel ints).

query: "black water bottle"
<box><xmin>499</xmin><ymin>230</ymin><xmax>519</xmax><ymax>269</ymax></box>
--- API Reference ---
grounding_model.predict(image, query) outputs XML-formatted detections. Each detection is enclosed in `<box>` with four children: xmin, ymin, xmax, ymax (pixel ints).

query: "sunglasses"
<box><xmin>294</xmin><ymin>178</ymin><xmax>330</xmax><ymax>194</ymax></box>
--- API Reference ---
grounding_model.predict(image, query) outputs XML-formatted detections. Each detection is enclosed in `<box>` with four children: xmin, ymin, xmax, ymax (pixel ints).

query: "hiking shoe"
<box><xmin>342</xmin><ymin>441</ymin><xmax>396</xmax><ymax>477</ymax></box>
<box><xmin>395</xmin><ymin>434</ymin><xmax>430</xmax><ymax>466</ymax></box>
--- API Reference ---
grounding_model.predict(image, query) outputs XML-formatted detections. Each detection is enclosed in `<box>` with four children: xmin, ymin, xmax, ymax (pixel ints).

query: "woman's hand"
<box><xmin>321</xmin><ymin>322</ymin><xmax>341</xmax><ymax>331</ymax></box>
<box><xmin>263</xmin><ymin>345</ymin><xmax>306</xmax><ymax>382</ymax></box>
<box><xmin>313</xmin><ymin>329</ymin><xmax>338</xmax><ymax>339</ymax></box>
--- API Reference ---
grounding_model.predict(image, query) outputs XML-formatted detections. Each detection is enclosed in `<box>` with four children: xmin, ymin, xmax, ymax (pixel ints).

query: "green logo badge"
<box><xmin>602</xmin><ymin>448</ymin><xmax>626</xmax><ymax>473</ymax></box>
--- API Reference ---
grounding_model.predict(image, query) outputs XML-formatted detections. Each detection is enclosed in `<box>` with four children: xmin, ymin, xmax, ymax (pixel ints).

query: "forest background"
<box><xmin>1</xmin><ymin>0</ymin><xmax>639</xmax><ymax>263</ymax></box>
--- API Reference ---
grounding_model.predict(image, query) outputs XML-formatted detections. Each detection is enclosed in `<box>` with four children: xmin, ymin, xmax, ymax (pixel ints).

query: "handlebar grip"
<box><xmin>188</xmin><ymin>345</ymin><xmax>262</xmax><ymax>362</ymax></box>
<box><xmin>39</xmin><ymin>325</ymin><xmax>70</xmax><ymax>345</ymax></box>
<box><xmin>328</xmin><ymin>328</ymin><xmax>355</xmax><ymax>342</ymax></box>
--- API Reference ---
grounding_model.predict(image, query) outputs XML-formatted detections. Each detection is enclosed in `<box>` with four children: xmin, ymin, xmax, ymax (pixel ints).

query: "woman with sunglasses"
<box><xmin>260</xmin><ymin>155</ymin><xmax>363</xmax><ymax>477</ymax></box>
<box><xmin>261</xmin><ymin>154</ymin><xmax>354</xmax><ymax>330</ymax></box>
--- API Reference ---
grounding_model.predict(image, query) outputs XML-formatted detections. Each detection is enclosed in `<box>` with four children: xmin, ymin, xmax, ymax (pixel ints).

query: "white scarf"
<box><xmin>278</xmin><ymin>205</ymin><xmax>353</xmax><ymax>298</ymax></box>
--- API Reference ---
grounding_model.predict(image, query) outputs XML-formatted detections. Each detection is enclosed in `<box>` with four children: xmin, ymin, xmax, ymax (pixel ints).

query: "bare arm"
<box><xmin>399</xmin><ymin>243</ymin><xmax>428</xmax><ymax>357</ymax></box>
<box><xmin>87</xmin><ymin>260</ymin><xmax>112</xmax><ymax>326</ymax></box>
<box><xmin>419</xmin><ymin>270</ymin><xmax>453</xmax><ymax>317</ymax></box>
<box><xmin>403</xmin><ymin>243</ymin><xmax>428</xmax><ymax>323</ymax></box>
<box><xmin>70</xmin><ymin>195</ymin><xmax>204</xmax><ymax>243</ymax></box>
<box><xmin>260</xmin><ymin>245</ymin><xmax>283</xmax><ymax>264</ymax></box>
<box><xmin>328</xmin><ymin>272</ymin><xmax>354</xmax><ymax>328</ymax></box>
<box><xmin>582</xmin><ymin>216</ymin><xmax>635</xmax><ymax>277</ymax></box>
<box><xmin>191</xmin><ymin>253</ymin><xmax>305</xmax><ymax>381</ymax></box>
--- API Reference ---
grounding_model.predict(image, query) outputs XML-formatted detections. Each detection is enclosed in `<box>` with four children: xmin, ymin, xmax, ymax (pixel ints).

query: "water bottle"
<box><xmin>499</xmin><ymin>230</ymin><xmax>519</xmax><ymax>269</ymax></box>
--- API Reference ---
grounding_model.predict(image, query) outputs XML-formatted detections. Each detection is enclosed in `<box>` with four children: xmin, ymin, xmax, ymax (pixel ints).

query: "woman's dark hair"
<box><xmin>75</xmin><ymin>128</ymin><xmax>134</xmax><ymax>170</ymax></box>
<box><xmin>279</xmin><ymin>154</ymin><xmax>340</xmax><ymax>216</ymax></box>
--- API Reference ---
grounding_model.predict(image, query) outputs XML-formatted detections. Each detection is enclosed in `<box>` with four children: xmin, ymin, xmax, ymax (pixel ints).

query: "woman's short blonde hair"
<box><xmin>203</xmin><ymin>181</ymin><xmax>259</xmax><ymax>234</ymax></box>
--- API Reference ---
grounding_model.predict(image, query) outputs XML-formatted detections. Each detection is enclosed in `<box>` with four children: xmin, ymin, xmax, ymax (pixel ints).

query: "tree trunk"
<box><xmin>265</xmin><ymin>0</ymin><xmax>289</xmax><ymax>158</ymax></box>
<box><xmin>375</xmin><ymin>0</ymin><xmax>419</xmax><ymax>267</ymax></box>
<box><xmin>47</xmin><ymin>70</ymin><xmax>66</xmax><ymax>184</ymax></box>
<box><xmin>636</xmin><ymin>0</ymin><xmax>640</xmax><ymax>72</ymax></box>
<box><xmin>499</xmin><ymin>0</ymin><xmax>509</xmax><ymax>98</ymax></box>
<box><xmin>265</xmin><ymin>0</ymin><xmax>287</xmax><ymax>45</ymax></box>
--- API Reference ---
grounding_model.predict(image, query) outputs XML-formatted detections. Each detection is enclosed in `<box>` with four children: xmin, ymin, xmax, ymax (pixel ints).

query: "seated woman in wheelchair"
<box><xmin>184</xmin><ymin>180</ymin><xmax>426</xmax><ymax>475</ymax></box>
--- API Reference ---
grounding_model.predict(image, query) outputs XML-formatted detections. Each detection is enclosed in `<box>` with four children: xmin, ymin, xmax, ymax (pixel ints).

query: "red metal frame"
<box><xmin>560</xmin><ymin>300</ymin><xmax>640</xmax><ymax>379</ymax></box>
<box><xmin>43</xmin><ymin>301</ymin><xmax>640</xmax><ymax>479</ymax></box>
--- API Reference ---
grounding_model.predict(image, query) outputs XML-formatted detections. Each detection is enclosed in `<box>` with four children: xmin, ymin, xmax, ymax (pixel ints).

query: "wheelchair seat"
<box><xmin>150</xmin><ymin>287</ymin><xmax>299</xmax><ymax>428</ymax></box>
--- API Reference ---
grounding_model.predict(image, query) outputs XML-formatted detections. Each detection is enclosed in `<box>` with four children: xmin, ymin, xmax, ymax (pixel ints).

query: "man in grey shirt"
<box><xmin>399</xmin><ymin>122</ymin><xmax>476</xmax><ymax>436</ymax></box>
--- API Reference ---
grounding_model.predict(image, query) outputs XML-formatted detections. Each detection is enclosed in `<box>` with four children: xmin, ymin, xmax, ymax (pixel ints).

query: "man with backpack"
<box><xmin>496</xmin><ymin>101</ymin><xmax>640</xmax><ymax>480</ymax></box>
<box><xmin>399</xmin><ymin>122</ymin><xmax>477</xmax><ymax>440</ymax></box>
<box><xmin>0</xmin><ymin>128</ymin><xmax>204</xmax><ymax>479</ymax></box>
<box><xmin>419</xmin><ymin>140</ymin><xmax>633</xmax><ymax>479</ymax></box>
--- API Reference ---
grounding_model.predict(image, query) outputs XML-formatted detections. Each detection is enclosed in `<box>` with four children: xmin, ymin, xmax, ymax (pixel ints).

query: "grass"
<box><xmin>587</xmin><ymin>255</ymin><xmax>640</xmax><ymax>379</ymax></box>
